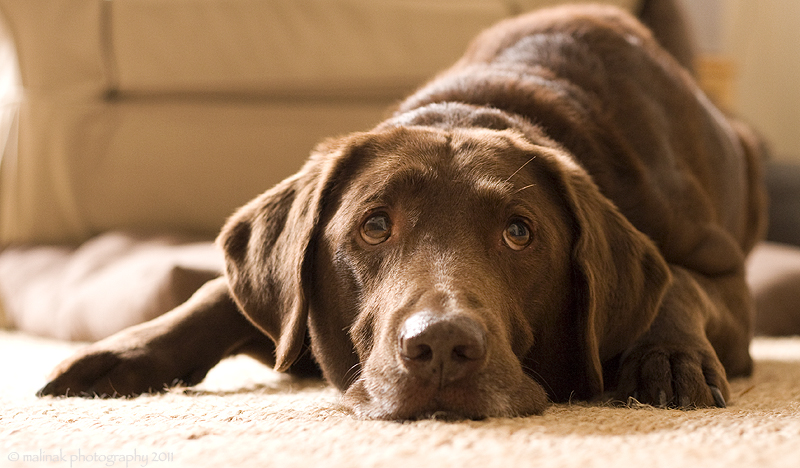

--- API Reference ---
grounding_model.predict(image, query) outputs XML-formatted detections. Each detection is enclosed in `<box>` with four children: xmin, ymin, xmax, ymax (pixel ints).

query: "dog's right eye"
<box><xmin>503</xmin><ymin>219</ymin><xmax>532</xmax><ymax>250</ymax></box>
<box><xmin>361</xmin><ymin>212</ymin><xmax>392</xmax><ymax>245</ymax></box>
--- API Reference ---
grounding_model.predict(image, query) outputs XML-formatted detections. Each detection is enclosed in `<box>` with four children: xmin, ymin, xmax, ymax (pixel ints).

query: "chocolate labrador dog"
<box><xmin>40</xmin><ymin>4</ymin><xmax>766</xmax><ymax>420</ymax></box>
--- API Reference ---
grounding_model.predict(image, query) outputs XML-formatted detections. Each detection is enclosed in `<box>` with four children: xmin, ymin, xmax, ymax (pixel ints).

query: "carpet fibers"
<box><xmin>1</xmin><ymin>331</ymin><xmax>799</xmax><ymax>468</ymax></box>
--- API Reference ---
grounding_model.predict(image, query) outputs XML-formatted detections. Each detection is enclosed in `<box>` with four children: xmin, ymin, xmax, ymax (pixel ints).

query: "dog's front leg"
<box><xmin>613</xmin><ymin>266</ymin><xmax>753</xmax><ymax>409</ymax></box>
<box><xmin>38</xmin><ymin>277</ymin><xmax>272</xmax><ymax>397</ymax></box>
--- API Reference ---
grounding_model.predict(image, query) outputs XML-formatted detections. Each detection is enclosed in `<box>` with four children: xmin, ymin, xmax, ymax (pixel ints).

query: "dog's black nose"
<box><xmin>399</xmin><ymin>312</ymin><xmax>487</xmax><ymax>385</ymax></box>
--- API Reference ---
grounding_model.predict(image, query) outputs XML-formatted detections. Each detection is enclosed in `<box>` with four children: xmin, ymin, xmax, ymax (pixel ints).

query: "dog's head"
<box><xmin>218</xmin><ymin>118</ymin><xmax>669</xmax><ymax>420</ymax></box>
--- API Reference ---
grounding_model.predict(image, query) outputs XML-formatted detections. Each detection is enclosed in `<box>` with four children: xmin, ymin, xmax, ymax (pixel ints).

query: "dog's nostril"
<box><xmin>452</xmin><ymin>345</ymin><xmax>481</xmax><ymax>361</ymax></box>
<box><xmin>404</xmin><ymin>343</ymin><xmax>433</xmax><ymax>362</ymax></box>
<box><xmin>398</xmin><ymin>312</ymin><xmax>487</xmax><ymax>382</ymax></box>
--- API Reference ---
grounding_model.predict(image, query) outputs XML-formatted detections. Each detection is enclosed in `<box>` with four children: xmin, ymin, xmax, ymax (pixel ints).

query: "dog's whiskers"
<box><xmin>504</xmin><ymin>156</ymin><xmax>537</xmax><ymax>183</ymax></box>
<box><xmin>343</xmin><ymin>362</ymin><xmax>363</xmax><ymax>387</ymax></box>
<box><xmin>520</xmin><ymin>363</ymin><xmax>556</xmax><ymax>398</ymax></box>
<box><xmin>513</xmin><ymin>183</ymin><xmax>536</xmax><ymax>194</ymax></box>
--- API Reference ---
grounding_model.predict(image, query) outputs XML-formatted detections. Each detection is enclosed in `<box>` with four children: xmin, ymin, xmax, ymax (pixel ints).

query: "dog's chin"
<box><xmin>341</xmin><ymin>372</ymin><xmax>549</xmax><ymax>421</ymax></box>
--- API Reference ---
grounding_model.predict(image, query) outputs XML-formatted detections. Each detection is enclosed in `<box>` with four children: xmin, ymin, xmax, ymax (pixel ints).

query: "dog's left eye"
<box><xmin>503</xmin><ymin>219</ymin><xmax>532</xmax><ymax>250</ymax></box>
<box><xmin>361</xmin><ymin>212</ymin><xmax>392</xmax><ymax>245</ymax></box>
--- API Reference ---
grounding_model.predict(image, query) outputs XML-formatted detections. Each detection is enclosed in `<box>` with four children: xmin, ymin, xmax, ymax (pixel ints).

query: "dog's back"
<box><xmin>397</xmin><ymin>4</ymin><xmax>766</xmax><ymax>278</ymax></box>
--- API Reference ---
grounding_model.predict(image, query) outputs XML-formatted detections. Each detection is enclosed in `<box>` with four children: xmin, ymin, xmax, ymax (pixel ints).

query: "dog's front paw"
<box><xmin>615</xmin><ymin>343</ymin><xmax>729</xmax><ymax>409</ymax></box>
<box><xmin>38</xmin><ymin>329</ymin><xmax>211</xmax><ymax>398</ymax></box>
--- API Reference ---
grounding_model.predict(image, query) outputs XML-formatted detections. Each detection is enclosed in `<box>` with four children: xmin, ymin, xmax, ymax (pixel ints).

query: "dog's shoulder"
<box><xmin>458</xmin><ymin>4</ymin><xmax>660</xmax><ymax>68</ymax></box>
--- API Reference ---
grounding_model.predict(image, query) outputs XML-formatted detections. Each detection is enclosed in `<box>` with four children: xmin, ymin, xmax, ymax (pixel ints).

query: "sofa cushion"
<box><xmin>2</xmin><ymin>95</ymin><xmax>389</xmax><ymax>245</ymax></box>
<box><xmin>0</xmin><ymin>232</ymin><xmax>222</xmax><ymax>340</ymax></box>
<box><xmin>2</xmin><ymin>0</ymin><xmax>637</xmax><ymax>97</ymax></box>
<box><xmin>747</xmin><ymin>242</ymin><xmax>800</xmax><ymax>336</ymax></box>
<box><xmin>764</xmin><ymin>162</ymin><xmax>800</xmax><ymax>246</ymax></box>
<box><xmin>110</xmin><ymin>0</ymin><xmax>512</xmax><ymax>97</ymax></box>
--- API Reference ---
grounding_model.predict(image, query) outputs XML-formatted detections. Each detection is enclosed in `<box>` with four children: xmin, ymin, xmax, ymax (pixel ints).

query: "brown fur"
<box><xmin>40</xmin><ymin>5</ymin><xmax>766</xmax><ymax>420</ymax></box>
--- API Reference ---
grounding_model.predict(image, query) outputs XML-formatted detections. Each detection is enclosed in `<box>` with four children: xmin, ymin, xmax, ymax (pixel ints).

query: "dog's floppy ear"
<box><xmin>216</xmin><ymin>141</ymin><xmax>352</xmax><ymax>372</ymax></box>
<box><xmin>544</xmin><ymin>150</ymin><xmax>671</xmax><ymax>397</ymax></box>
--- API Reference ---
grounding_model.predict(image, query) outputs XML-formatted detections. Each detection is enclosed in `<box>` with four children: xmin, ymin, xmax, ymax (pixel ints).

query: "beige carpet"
<box><xmin>1</xmin><ymin>331</ymin><xmax>799</xmax><ymax>468</ymax></box>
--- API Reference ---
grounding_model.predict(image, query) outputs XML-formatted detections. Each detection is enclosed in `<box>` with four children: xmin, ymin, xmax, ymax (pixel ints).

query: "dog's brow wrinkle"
<box><xmin>472</xmin><ymin>176</ymin><xmax>513</xmax><ymax>200</ymax></box>
<box><xmin>373</xmin><ymin>166</ymin><xmax>438</xmax><ymax>200</ymax></box>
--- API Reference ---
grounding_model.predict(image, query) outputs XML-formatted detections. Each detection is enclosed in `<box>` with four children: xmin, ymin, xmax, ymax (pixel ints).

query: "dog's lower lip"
<box><xmin>344</xmin><ymin>377</ymin><xmax>489</xmax><ymax>420</ymax></box>
<box><xmin>404</xmin><ymin>403</ymin><xmax>485</xmax><ymax>421</ymax></box>
<box><xmin>424</xmin><ymin>410</ymin><xmax>476</xmax><ymax>421</ymax></box>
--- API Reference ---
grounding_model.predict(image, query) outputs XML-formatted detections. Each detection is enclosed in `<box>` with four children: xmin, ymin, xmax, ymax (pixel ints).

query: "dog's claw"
<box><xmin>35</xmin><ymin>384</ymin><xmax>51</xmax><ymax>397</ymax></box>
<box><xmin>36</xmin><ymin>381</ymin><xmax>74</xmax><ymax>397</ymax></box>
<box><xmin>709</xmin><ymin>385</ymin><xmax>726</xmax><ymax>408</ymax></box>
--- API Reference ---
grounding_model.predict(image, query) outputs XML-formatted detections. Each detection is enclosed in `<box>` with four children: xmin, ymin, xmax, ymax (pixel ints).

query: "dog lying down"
<box><xmin>40</xmin><ymin>5</ymin><xmax>767</xmax><ymax>420</ymax></box>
